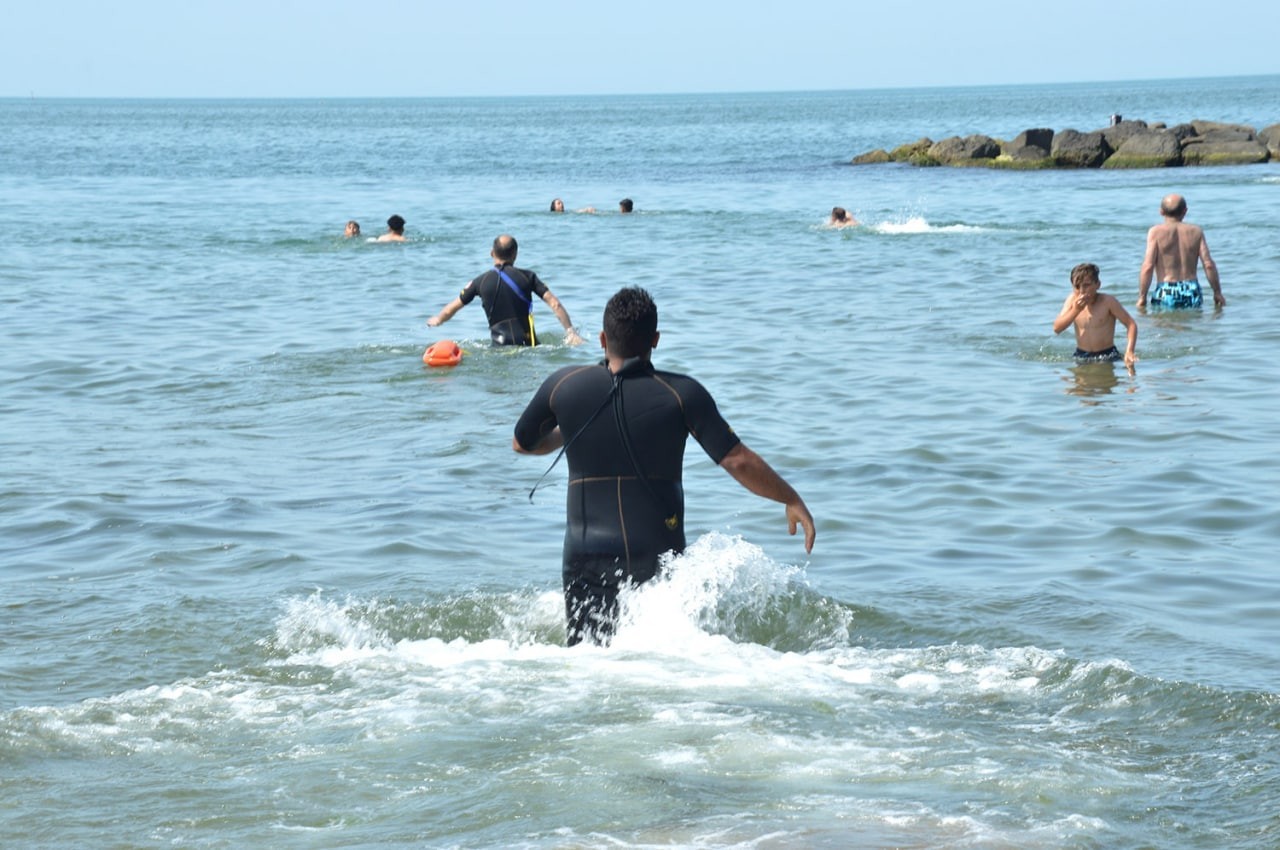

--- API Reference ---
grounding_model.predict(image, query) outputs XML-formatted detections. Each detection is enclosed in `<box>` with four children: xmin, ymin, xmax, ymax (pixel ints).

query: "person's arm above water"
<box><xmin>718</xmin><ymin>442</ymin><xmax>816</xmax><ymax>553</ymax></box>
<box><xmin>1199</xmin><ymin>233</ymin><xmax>1225</xmax><ymax>307</ymax></box>
<box><xmin>540</xmin><ymin>290</ymin><xmax>583</xmax><ymax>345</ymax></box>
<box><xmin>1108</xmin><ymin>296</ymin><xmax>1138</xmax><ymax>366</ymax></box>
<box><xmin>1053</xmin><ymin>292</ymin><xmax>1084</xmax><ymax>335</ymax></box>
<box><xmin>427</xmin><ymin>296</ymin><xmax>465</xmax><ymax>327</ymax></box>
<box><xmin>1137</xmin><ymin>228</ymin><xmax>1158</xmax><ymax>307</ymax></box>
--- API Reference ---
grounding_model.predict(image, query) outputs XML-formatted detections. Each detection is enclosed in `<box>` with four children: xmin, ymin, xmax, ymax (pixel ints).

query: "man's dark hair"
<box><xmin>618</xmin><ymin>198</ymin><xmax>634</xmax><ymax>213</ymax></box>
<box><xmin>387</xmin><ymin>214</ymin><xmax>405</xmax><ymax>234</ymax></box>
<box><xmin>492</xmin><ymin>234</ymin><xmax>518</xmax><ymax>263</ymax></box>
<box><xmin>604</xmin><ymin>287</ymin><xmax>657</xmax><ymax>358</ymax></box>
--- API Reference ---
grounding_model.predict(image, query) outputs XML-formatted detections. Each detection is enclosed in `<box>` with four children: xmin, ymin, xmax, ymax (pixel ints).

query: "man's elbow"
<box><xmin>717</xmin><ymin>442</ymin><xmax>752</xmax><ymax>474</ymax></box>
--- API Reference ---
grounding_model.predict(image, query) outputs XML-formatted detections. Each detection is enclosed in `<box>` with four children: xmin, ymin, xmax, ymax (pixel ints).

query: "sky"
<box><xmin>3</xmin><ymin>1</ymin><xmax>1277</xmax><ymax>98</ymax></box>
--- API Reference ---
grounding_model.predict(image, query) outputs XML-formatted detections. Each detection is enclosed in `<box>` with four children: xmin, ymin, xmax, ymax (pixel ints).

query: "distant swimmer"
<box><xmin>344</xmin><ymin>220</ymin><xmax>361</xmax><ymax>238</ymax></box>
<box><xmin>513</xmin><ymin>286</ymin><xmax>815</xmax><ymax>646</ymax></box>
<box><xmin>618</xmin><ymin>198</ymin><xmax>634</xmax><ymax>214</ymax></box>
<box><xmin>426</xmin><ymin>234</ymin><xmax>584</xmax><ymax>347</ymax></box>
<box><xmin>1054</xmin><ymin>262</ymin><xmax>1137</xmax><ymax>367</ymax></box>
<box><xmin>1138</xmin><ymin>194</ymin><xmax>1224</xmax><ymax>309</ymax></box>
<box><xmin>828</xmin><ymin>207</ymin><xmax>858</xmax><ymax>228</ymax></box>
<box><xmin>550</xmin><ymin>197</ymin><xmax>596</xmax><ymax>214</ymax></box>
<box><xmin>376</xmin><ymin>214</ymin><xmax>407</xmax><ymax>242</ymax></box>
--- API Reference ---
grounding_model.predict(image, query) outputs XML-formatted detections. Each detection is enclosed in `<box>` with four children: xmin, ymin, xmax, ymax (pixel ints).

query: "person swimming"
<box><xmin>376</xmin><ymin>214</ymin><xmax>406</xmax><ymax>242</ymax></box>
<box><xmin>828</xmin><ymin>207</ymin><xmax>858</xmax><ymax>227</ymax></box>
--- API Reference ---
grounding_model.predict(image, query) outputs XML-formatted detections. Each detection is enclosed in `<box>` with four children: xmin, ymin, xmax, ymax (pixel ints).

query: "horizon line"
<box><xmin>6</xmin><ymin>72</ymin><xmax>1279</xmax><ymax>102</ymax></box>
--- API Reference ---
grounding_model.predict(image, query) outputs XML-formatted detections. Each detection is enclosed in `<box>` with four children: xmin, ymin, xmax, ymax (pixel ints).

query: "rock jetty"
<box><xmin>852</xmin><ymin>119</ymin><xmax>1280</xmax><ymax>169</ymax></box>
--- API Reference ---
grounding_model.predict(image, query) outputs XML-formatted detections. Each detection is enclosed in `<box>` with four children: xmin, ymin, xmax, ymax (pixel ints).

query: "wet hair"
<box><xmin>345</xmin><ymin>220</ymin><xmax>360</xmax><ymax>235</ymax></box>
<box><xmin>618</xmin><ymin>198</ymin><xmax>634</xmax><ymax>213</ymax></box>
<box><xmin>1160</xmin><ymin>195</ymin><xmax>1188</xmax><ymax>219</ymax></box>
<box><xmin>604</xmin><ymin>286</ymin><xmax>658</xmax><ymax>358</ymax></box>
<box><xmin>550</xmin><ymin>198</ymin><xmax>564</xmax><ymax>212</ymax></box>
<box><xmin>1070</xmin><ymin>262</ymin><xmax>1100</xmax><ymax>288</ymax></box>
<box><xmin>387</xmin><ymin>214</ymin><xmax>405</xmax><ymax>234</ymax></box>
<box><xmin>831</xmin><ymin>207</ymin><xmax>848</xmax><ymax>221</ymax></box>
<box><xmin>492</xmin><ymin>234</ymin><xmax>518</xmax><ymax>263</ymax></box>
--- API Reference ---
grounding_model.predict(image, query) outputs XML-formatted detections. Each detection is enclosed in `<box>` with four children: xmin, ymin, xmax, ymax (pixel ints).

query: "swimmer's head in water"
<box><xmin>550</xmin><ymin>198</ymin><xmax>565</xmax><ymax>212</ymax></box>
<box><xmin>604</xmin><ymin>286</ymin><xmax>658</xmax><ymax>358</ymax></box>
<box><xmin>831</xmin><ymin>206</ymin><xmax>848</xmax><ymax>221</ymax></box>
<box><xmin>387</xmin><ymin>214</ymin><xmax>405</xmax><ymax>234</ymax></box>
<box><xmin>618</xmin><ymin>198</ymin><xmax>633</xmax><ymax>213</ymax></box>
<box><xmin>344</xmin><ymin>220</ymin><xmax>360</xmax><ymax>237</ymax></box>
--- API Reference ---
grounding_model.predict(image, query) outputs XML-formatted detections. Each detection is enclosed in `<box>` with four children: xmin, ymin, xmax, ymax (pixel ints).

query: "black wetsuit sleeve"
<box><xmin>671</xmin><ymin>374</ymin><xmax>740</xmax><ymax>464</ymax></box>
<box><xmin>528</xmin><ymin>271</ymin><xmax>550</xmax><ymax>299</ymax></box>
<box><xmin>513</xmin><ymin>366</ymin><xmax>573</xmax><ymax>450</ymax></box>
<box><xmin>457</xmin><ymin>274</ymin><xmax>482</xmax><ymax>305</ymax></box>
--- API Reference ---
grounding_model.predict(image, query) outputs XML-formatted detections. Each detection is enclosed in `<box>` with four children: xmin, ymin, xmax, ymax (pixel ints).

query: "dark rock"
<box><xmin>1099</xmin><ymin>119</ymin><xmax>1148</xmax><ymax>151</ymax></box>
<box><xmin>1260</xmin><ymin>124</ymin><xmax>1280</xmax><ymax>157</ymax></box>
<box><xmin>1194</xmin><ymin>126</ymin><xmax>1257</xmax><ymax>144</ymax></box>
<box><xmin>1190</xmin><ymin>120</ymin><xmax>1257</xmax><ymax>138</ymax></box>
<box><xmin>851</xmin><ymin>148</ymin><xmax>892</xmax><ymax>165</ymax></box>
<box><xmin>1165</xmin><ymin>123</ymin><xmax>1201</xmax><ymax>144</ymax></box>
<box><xmin>888</xmin><ymin>137</ymin><xmax>936</xmax><ymax>165</ymax></box>
<box><xmin>1051</xmin><ymin>129</ymin><xmax>1112</xmax><ymax>168</ymax></box>
<box><xmin>1010</xmin><ymin>128</ymin><xmax>1054</xmax><ymax>151</ymax></box>
<box><xmin>1103</xmin><ymin>129</ymin><xmax>1183</xmax><ymax>168</ymax></box>
<box><xmin>1181</xmin><ymin>137</ymin><xmax>1270</xmax><ymax>165</ymax></box>
<box><xmin>857</xmin><ymin>119</ymin><xmax>1278</xmax><ymax>170</ymax></box>
<box><xmin>927</xmin><ymin>134</ymin><xmax>1001</xmax><ymax>164</ymax></box>
<box><xmin>1008</xmin><ymin>144</ymin><xmax>1051</xmax><ymax>160</ymax></box>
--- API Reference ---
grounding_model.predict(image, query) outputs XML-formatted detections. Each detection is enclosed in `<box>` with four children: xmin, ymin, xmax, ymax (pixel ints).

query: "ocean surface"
<box><xmin>2</xmin><ymin>76</ymin><xmax>1278</xmax><ymax>849</ymax></box>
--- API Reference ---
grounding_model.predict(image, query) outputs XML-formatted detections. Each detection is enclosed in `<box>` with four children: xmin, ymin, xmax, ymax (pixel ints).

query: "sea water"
<box><xmin>2</xmin><ymin>77</ymin><xmax>1278</xmax><ymax>848</ymax></box>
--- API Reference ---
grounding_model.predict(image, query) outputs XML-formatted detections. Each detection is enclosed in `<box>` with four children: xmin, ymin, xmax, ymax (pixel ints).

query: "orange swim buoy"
<box><xmin>422</xmin><ymin>339</ymin><xmax>463</xmax><ymax>367</ymax></box>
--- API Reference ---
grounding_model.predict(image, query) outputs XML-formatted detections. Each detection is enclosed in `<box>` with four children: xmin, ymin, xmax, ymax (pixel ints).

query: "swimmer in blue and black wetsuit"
<box><xmin>1138</xmin><ymin>194</ymin><xmax>1225</xmax><ymax>309</ymax></box>
<box><xmin>1054</xmin><ymin>263</ymin><xmax>1138</xmax><ymax>367</ymax></box>
<box><xmin>427</xmin><ymin>234</ymin><xmax>584</xmax><ymax>346</ymax></box>
<box><xmin>513</xmin><ymin>286</ymin><xmax>816</xmax><ymax>646</ymax></box>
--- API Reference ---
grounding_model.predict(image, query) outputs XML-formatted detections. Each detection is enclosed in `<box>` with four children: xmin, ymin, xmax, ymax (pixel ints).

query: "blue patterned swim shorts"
<box><xmin>1151</xmin><ymin>279</ymin><xmax>1202</xmax><ymax>309</ymax></box>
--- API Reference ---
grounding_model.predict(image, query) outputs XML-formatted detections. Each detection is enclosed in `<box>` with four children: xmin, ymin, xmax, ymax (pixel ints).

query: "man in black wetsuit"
<box><xmin>512</xmin><ymin>286</ymin><xmax>816</xmax><ymax>646</ymax></box>
<box><xmin>427</xmin><ymin>234</ymin><xmax>584</xmax><ymax>346</ymax></box>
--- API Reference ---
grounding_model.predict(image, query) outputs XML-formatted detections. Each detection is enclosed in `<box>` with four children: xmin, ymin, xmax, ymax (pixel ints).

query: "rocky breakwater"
<box><xmin>852</xmin><ymin>119</ymin><xmax>1280</xmax><ymax>169</ymax></box>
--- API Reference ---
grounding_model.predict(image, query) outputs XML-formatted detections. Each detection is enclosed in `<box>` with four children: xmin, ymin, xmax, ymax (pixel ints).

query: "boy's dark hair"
<box><xmin>1070</xmin><ymin>262</ymin><xmax>1100</xmax><ymax>288</ymax></box>
<box><xmin>604</xmin><ymin>287</ymin><xmax>657</xmax><ymax>358</ymax></box>
<box><xmin>387</xmin><ymin>214</ymin><xmax>405</xmax><ymax>234</ymax></box>
<box><xmin>619</xmin><ymin>198</ymin><xmax>634</xmax><ymax>213</ymax></box>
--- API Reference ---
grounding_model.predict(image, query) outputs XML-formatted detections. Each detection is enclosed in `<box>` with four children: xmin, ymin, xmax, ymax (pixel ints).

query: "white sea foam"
<box><xmin>871</xmin><ymin>216</ymin><xmax>983</xmax><ymax>234</ymax></box>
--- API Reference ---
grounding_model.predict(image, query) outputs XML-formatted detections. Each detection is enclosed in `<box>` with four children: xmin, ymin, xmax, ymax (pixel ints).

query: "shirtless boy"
<box><xmin>1138</xmin><ymin>194</ymin><xmax>1224</xmax><ymax>309</ymax></box>
<box><xmin>1054</xmin><ymin>263</ymin><xmax>1137</xmax><ymax>366</ymax></box>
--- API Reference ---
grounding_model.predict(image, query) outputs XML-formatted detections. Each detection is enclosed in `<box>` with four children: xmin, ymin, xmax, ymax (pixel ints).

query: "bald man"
<box><xmin>427</xmin><ymin>234</ymin><xmax>583</xmax><ymax>346</ymax></box>
<box><xmin>1138</xmin><ymin>194</ymin><xmax>1225</xmax><ymax>309</ymax></box>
